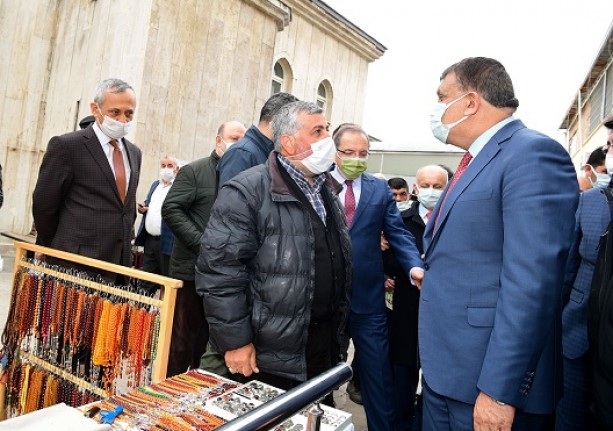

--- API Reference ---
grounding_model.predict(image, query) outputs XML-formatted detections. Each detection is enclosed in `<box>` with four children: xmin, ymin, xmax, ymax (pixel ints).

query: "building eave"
<box><xmin>284</xmin><ymin>0</ymin><xmax>387</xmax><ymax>62</ymax></box>
<box><xmin>559</xmin><ymin>21</ymin><xmax>613</xmax><ymax>130</ymax></box>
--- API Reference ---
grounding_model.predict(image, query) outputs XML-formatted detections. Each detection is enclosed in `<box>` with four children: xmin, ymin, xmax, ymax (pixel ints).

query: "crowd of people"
<box><xmin>27</xmin><ymin>56</ymin><xmax>613</xmax><ymax>431</ymax></box>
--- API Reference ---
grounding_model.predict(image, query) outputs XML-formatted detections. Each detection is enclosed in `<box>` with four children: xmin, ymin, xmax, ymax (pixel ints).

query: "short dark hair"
<box><xmin>442</xmin><ymin>57</ymin><xmax>519</xmax><ymax>110</ymax></box>
<box><xmin>259</xmin><ymin>92</ymin><xmax>299</xmax><ymax>123</ymax></box>
<box><xmin>79</xmin><ymin>115</ymin><xmax>95</xmax><ymax>129</ymax></box>
<box><xmin>586</xmin><ymin>146</ymin><xmax>607</xmax><ymax>167</ymax></box>
<box><xmin>388</xmin><ymin>177</ymin><xmax>408</xmax><ymax>189</ymax></box>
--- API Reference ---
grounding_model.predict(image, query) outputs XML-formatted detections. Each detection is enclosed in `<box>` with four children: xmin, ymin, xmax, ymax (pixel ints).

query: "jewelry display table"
<box><xmin>80</xmin><ymin>369</ymin><xmax>353</xmax><ymax>431</ymax></box>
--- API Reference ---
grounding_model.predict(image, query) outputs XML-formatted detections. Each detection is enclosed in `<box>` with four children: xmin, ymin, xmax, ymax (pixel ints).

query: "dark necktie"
<box><xmin>434</xmin><ymin>151</ymin><xmax>473</xmax><ymax>230</ymax></box>
<box><xmin>345</xmin><ymin>180</ymin><xmax>356</xmax><ymax>226</ymax></box>
<box><xmin>109</xmin><ymin>140</ymin><xmax>127</xmax><ymax>203</ymax></box>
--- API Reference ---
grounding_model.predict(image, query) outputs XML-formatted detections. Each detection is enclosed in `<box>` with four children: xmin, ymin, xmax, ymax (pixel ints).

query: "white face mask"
<box><xmin>160</xmin><ymin>168</ymin><xmax>175</xmax><ymax>182</ymax></box>
<box><xmin>223</xmin><ymin>140</ymin><xmax>235</xmax><ymax>151</ymax></box>
<box><xmin>429</xmin><ymin>94</ymin><xmax>469</xmax><ymax>144</ymax></box>
<box><xmin>219</xmin><ymin>138</ymin><xmax>236</xmax><ymax>156</ymax></box>
<box><xmin>396</xmin><ymin>200</ymin><xmax>412</xmax><ymax>211</ymax></box>
<box><xmin>97</xmin><ymin>104</ymin><xmax>132</xmax><ymax>139</ymax></box>
<box><xmin>606</xmin><ymin>154</ymin><xmax>613</xmax><ymax>175</ymax></box>
<box><xmin>416</xmin><ymin>186</ymin><xmax>444</xmax><ymax>210</ymax></box>
<box><xmin>294</xmin><ymin>136</ymin><xmax>336</xmax><ymax>175</ymax></box>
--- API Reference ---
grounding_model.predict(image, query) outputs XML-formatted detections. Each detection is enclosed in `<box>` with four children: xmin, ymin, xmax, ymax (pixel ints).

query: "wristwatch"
<box><xmin>495</xmin><ymin>399</ymin><xmax>506</xmax><ymax>406</ymax></box>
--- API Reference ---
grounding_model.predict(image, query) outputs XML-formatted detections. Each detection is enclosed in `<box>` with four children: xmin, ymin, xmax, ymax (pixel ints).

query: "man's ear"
<box><xmin>464</xmin><ymin>92</ymin><xmax>479</xmax><ymax>116</ymax></box>
<box><xmin>280</xmin><ymin>135</ymin><xmax>295</xmax><ymax>156</ymax></box>
<box><xmin>215</xmin><ymin>135</ymin><xmax>223</xmax><ymax>151</ymax></box>
<box><xmin>90</xmin><ymin>102</ymin><xmax>100</xmax><ymax>119</ymax></box>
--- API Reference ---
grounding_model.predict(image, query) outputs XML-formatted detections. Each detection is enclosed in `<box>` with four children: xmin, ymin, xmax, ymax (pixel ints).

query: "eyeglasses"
<box><xmin>336</xmin><ymin>149</ymin><xmax>369</xmax><ymax>159</ymax></box>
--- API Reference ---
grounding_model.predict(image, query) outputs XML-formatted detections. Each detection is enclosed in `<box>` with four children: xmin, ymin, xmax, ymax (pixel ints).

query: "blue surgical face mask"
<box><xmin>588</xmin><ymin>165</ymin><xmax>611</xmax><ymax>189</ymax></box>
<box><xmin>416</xmin><ymin>186</ymin><xmax>444</xmax><ymax>210</ymax></box>
<box><xmin>429</xmin><ymin>94</ymin><xmax>469</xmax><ymax>144</ymax></box>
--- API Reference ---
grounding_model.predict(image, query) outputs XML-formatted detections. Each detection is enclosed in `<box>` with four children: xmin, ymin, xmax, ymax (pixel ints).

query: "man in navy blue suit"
<box><xmin>331</xmin><ymin>123</ymin><xmax>424</xmax><ymax>431</ymax></box>
<box><xmin>419</xmin><ymin>57</ymin><xmax>579</xmax><ymax>431</ymax></box>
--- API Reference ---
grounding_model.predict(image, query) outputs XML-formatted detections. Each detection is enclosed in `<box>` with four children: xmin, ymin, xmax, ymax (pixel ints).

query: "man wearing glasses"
<box><xmin>330</xmin><ymin>123</ymin><xmax>424</xmax><ymax>431</ymax></box>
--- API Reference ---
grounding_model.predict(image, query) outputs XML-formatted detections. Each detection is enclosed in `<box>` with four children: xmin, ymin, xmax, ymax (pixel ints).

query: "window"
<box><xmin>316</xmin><ymin>80</ymin><xmax>333</xmax><ymax>117</ymax></box>
<box><xmin>271</xmin><ymin>59</ymin><xmax>293</xmax><ymax>96</ymax></box>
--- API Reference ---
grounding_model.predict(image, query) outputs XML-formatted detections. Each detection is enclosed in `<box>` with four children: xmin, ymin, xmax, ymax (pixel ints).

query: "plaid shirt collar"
<box><xmin>277</xmin><ymin>154</ymin><xmax>327</xmax><ymax>223</ymax></box>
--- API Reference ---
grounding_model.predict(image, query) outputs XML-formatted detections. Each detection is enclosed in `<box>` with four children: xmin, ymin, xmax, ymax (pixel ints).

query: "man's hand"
<box><xmin>410</xmin><ymin>267</ymin><xmax>424</xmax><ymax>290</ymax></box>
<box><xmin>380</xmin><ymin>232</ymin><xmax>390</xmax><ymax>251</ymax></box>
<box><xmin>473</xmin><ymin>392</ymin><xmax>515</xmax><ymax>431</ymax></box>
<box><xmin>225</xmin><ymin>343</ymin><xmax>259</xmax><ymax>377</ymax></box>
<box><xmin>138</xmin><ymin>203</ymin><xmax>148</xmax><ymax>214</ymax></box>
<box><xmin>384</xmin><ymin>277</ymin><xmax>395</xmax><ymax>292</ymax></box>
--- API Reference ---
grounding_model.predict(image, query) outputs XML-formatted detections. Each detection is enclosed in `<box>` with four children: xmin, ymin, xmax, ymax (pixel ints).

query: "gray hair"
<box><xmin>161</xmin><ymin>155</ymin><xmax>179</xmax><ymax>166</ymax></box>
<box><xmin>272</xmin><ymin>101</ymin><xmax>323</xmax><ymax>152</ymax></box>
<box><xmin>94</xmin><ymin>78</ymin><xmax>134</xmax><ymax>105</ymax></box>
<box><xmin>332</xmin><ymin>123</ymin><xmax>369</xmax><ymax>148</ymax></box>
<box><xmin>416</xmin><ymin>164</ymin><xmax>449</xmax><ymax>183</ymax></box>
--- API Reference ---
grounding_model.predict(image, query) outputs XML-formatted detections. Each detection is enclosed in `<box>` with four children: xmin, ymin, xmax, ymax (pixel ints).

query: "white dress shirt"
<box><xmin>145</xmin><ymin>181</ymin><xmax>173</xmax><ymax>236</ymax></box>
<box><xmin>331</xmin><ymin>168</ymin><xmax>362</xmax><ymax>209</ymax></box>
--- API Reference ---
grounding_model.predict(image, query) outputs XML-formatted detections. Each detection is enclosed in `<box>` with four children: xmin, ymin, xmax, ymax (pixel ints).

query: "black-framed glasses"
<box><xmin>336</xmin><ymin>149</ymin><xmax>370</xmax><ymax>159</ymax></box>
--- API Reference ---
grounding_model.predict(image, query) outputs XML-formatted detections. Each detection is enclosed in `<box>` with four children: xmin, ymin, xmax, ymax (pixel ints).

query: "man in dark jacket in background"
<box><xmin>161</xmin><ymin>120</ymin><xmax>246</xmax><ymax>377</ymax></box>
<box><xmin>216</xmin><ymin>92</ymin><xmax>298</xmax><ymax>186</ymax></box>
<box><xmin>196</xmin><ymin>101</ymin><xmax>351</xmax><ymax>403</ymax></box>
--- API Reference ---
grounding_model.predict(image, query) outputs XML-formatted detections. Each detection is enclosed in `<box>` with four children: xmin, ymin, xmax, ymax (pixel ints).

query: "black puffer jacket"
<box><xmin>195</xmin><ymin>153</ymin><xmax>352</xmax><ymax>381</ymax></box>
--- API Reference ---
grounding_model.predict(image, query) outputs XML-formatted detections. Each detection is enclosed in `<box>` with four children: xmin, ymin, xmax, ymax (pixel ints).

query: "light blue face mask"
<box><xmin>588</xmin><ymin>165</ymin><xmax>611</xmax><ymax>189</ymax></box>
<box><xmin>429</xmin><ymin>94</ymin><xmax>469</xmax><ymax>144</ymax></box>
<box><xmin>416</xmin><ymin>186</ymin><xmax>444</xmax><ymax>210</ymax></box>
<box><xmin>396</xmin><ymin>200</ymin><xmax>412</xmax><ymax>211</ymax></box>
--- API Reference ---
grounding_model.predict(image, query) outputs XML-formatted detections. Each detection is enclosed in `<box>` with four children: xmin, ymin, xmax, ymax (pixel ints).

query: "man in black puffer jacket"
<box><xmin>196</xmin><ymin>101</ymin><xmax>351</xmax><ymax>396</ymax></box>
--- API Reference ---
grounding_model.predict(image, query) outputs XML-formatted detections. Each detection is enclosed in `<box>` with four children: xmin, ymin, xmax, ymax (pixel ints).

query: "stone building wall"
<box><xmin>0</xmin><ymin>0</ymin><xmax>383</xmax><ymax>234</ymax></box>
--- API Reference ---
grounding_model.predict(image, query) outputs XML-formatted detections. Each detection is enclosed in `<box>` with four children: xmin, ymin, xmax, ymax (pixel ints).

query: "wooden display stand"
<box><xmin>1</xmin><ymin>241</ymin><xmax>183</xmax><ymax>418</ymax></box>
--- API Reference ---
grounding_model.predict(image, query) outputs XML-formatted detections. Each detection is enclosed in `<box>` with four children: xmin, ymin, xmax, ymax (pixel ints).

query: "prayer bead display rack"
<box><xmin>0</xmin><ymin>241</ymin><xmax>182</xmax><ymax>419</ymax></box>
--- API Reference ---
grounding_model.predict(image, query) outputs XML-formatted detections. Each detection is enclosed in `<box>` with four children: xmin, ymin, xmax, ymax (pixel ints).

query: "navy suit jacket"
<box><xmin>348</xmin><ymin>173</ymin><xmax>422</xmax><ymax>314</ymax></box>
<box><xmin>562</xmin><ymin>188</ymin><xmax>611</xmax><ymax>359</ymax></box>
<box><xmin>135</xmin><ymin>180</ymin><xmax>175</xmax><ymax>256</ymax></box>
<box><xmin>419</xmin><ymin>120</ymin><xmax>579</xmax><ymax>414</ymax></box>
<box><xmin>217</xmin><ymin>125</ymin><xmax>273</xmax><ymax>186</ymax></box>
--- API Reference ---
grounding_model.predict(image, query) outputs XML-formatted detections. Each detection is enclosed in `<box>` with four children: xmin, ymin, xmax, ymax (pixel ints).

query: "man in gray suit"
<box><xmin>33</xmin><ymin>78</ymin><xmax>142</xmax><ymax>281</ymax></box>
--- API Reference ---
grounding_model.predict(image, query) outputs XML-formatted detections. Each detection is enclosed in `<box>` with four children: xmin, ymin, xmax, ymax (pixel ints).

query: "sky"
<box><xmin>324</xmin><ymin>0</ymin><xmax>612</xmax><ymax>151</ymax></box>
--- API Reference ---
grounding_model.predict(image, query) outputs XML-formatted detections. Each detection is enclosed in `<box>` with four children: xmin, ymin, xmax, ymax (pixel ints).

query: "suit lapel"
<box><xmin>124</xmin><ymin>139</ymin><xmax>139</xmax><ymax>204</ymax></box>
<box><xmin>350</xmin><ymin>174</ymin><xmax>374</xmax><ymax>230</ymax></box>
<box><xmin>406</xmin><ymin>202</ymin><xmax>425</xmax><ymax>228</ymax></box>
<box><xmin>425</xmin><ymin>120</ymin><xmax>524</xmax><ymax>254</ymax></box>
<box><xmin>83</xmin><ymin>127</ymin><xmax>125</xmax><ymax>204</ymax></box>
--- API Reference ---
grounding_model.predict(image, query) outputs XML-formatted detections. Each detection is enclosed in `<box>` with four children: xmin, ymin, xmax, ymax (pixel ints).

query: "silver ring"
<box><xmin>228</xmin><ymin>367</ymin><xmax>235</xmax><ymax>374</ymax></box>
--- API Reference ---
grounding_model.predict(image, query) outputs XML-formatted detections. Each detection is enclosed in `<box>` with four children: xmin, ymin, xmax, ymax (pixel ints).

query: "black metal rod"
<box><xmin>215</xmin><ymin>363</ymin><xmax>353</xmax><ymax>431</ymax></box>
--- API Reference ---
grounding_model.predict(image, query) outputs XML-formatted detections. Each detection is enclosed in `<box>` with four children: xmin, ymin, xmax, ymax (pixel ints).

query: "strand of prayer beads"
<box><xmin>92</xmin><ymin>299</ymin><xmax>112</xmax><ymax>366</ymax></box>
